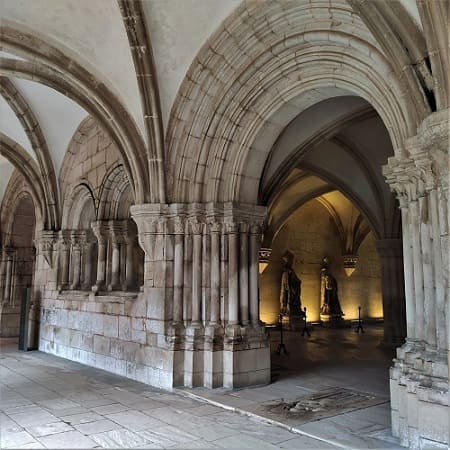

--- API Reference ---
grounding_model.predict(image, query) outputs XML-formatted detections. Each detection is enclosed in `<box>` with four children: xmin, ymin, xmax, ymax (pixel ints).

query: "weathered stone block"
<box><xmin>93</xmin><ymin>335</ymin><xmax>110</xmax><ymax>355</ymax></box>
<box><xmin>118</xmin><ymin>316</ymin><xmax>132</xmax><ymax>340</ymax></box>
<box><xmin>103</xmin><ymin>315</ymin><xmax>119</xmax><ymax>338</ymax></box>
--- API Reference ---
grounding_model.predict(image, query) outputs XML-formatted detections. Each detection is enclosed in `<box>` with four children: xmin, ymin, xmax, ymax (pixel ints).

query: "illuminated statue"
<box><xmin>320</xmin><ymin>257</ymin><xmax>343</xmax><ymax>316</ymax></box>
<box><xmin>279</xmin><ymin>251</ymin><xmax>303</xmax><ymax>316</ymax></box>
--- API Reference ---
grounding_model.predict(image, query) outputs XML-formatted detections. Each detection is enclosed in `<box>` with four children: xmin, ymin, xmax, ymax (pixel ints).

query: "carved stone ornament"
<box><xmin>38</xmin><ymin>232</ymin><xmax>56</xmax><ymax>268</ymax></box>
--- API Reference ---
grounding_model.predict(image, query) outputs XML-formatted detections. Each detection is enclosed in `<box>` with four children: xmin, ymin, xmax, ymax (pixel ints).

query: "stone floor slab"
<box><xmin>73</xmin><ymin>418</ymin><xmax>123</xmax><ymax>435</ymax></box>
<box><xmin>37</xmin><ymin>430</ymin><xmax>98</xmax><ymax>449</ymax></box>
<box><xmin>25</xmin><ymin>421</ymin><xmax>75</xmax><ymax>437</ymax></box>
<box><xmin>0</xmin><ymin>327</ymin><xmax>400</xmax><ymax>449</ymax></box>
<box><xmin>105</xmin><ymin>410</ymin><xmax>164</xmax><ymax>431</ymax></box>
<box><xmin>1</xmin><ymin>430</ymin><xmax>37</xmax><ymax>449</ymax></box>
<box><xmin>89</xmin><ymin>429</ymin><xmax>157</xmax><ymax>449</ymax></box>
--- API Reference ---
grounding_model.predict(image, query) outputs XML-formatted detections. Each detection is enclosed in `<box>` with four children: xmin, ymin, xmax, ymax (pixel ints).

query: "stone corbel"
<box><xmin>130</xmin><ymin>204</ymin><xmax>168</xmax><ymax>258</ymax></box>
<box><xmin>383</xmin><ymin>155</ymin><xmax>421</xmax><ymax>203</ymax></box>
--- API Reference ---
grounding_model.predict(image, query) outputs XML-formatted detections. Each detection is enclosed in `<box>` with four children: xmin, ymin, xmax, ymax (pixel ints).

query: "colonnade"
<box><xmin>0</xmin><ymin>247</ymin><xmax>17</xmax><ymax>307</ymax></box>
<box><xmin>57</xmin><ymin>220</ymin><xmax>139</xmax><ymax>293</ymax></box>
<box><xmin>0</xmin><ymin>245</ymin><xmax>36</xmax><ymax>337</ymax></box>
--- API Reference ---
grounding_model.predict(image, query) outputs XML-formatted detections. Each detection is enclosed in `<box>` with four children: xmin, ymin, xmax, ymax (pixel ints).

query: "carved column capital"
<box><xmin>208</xmin><ymin>221</ymin><xmax>222</xmax><ymax>234</ymax></box>
<box><xmin>250</xmin><ymin>223</ymin><xmax>263</xmax><ymax>235</ymax></box>
<box><xmin>172</xmin><ymin>217</ymin><xmax>186</xmax><ymax>235</ymax></box>
<box><xmin>108</xmin><ymin>220</ymin><xmax>128</xmax><ymax>246</ymax></box>
<box><xmin>188</xmin><ymin>219</ymin><xmax>204</xmax><ymax>235</ymax></box>
<box><xmin>239</xmin><ymin>222</ymin><xmax>250</xmax><ymax>233</ymax></box>
<box><xmin>36</xmin><ymin>230</ymin><xmax>57</xmax><ymax>268</ymax></box>
<box><xmin>225</xmin><ymin>221</ymin><xmax>240</xmax><ymax>234</ymax></box>
<box><xmin>70</xmin><ymin>231</ymin><xmax>84</xmax><ymax>250</ymax></box>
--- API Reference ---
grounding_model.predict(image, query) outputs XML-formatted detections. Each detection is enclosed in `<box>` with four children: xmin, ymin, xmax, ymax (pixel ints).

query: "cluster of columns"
<box><xmin>131</xmin><ymin>203</ymin><xmax>270</xmax><ymax>388</ymax></box>
<box><xmin>383</xmin><ymin>110</ymin><xmax>449</xmax><ymax>449</ymax></box>
<box><xmin>57</xmin><ymin>220</ymin><xmax>138</xmax><ymax>293</ymax></box>
<box><xmin>0</xmin><ymin>247</ymin><xmax>17</xmax><ymax>307</ymax></box>
<box><xmin>58</xmin><ymin>230</ymin><xmax>96</xmax><ymax>291</ymax></box>
<box><xmin>0</xmin><ymin>245</ymin><xmax>36</xmax><ymax>338</ymax></box>
<box><xmin>91</xmin><ymin>220</ymin><xmax>137</xmax><ymax>292</ymax></box>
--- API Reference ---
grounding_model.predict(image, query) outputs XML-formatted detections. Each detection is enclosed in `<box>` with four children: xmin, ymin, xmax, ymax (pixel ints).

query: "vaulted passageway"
<box><xmin>0</xmin><ymin>1</ymin><xmax>448</xmax><ymax>448</ymax></box>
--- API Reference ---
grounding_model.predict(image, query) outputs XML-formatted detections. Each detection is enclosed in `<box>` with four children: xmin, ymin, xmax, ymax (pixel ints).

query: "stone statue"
<box><xmin>320</xmin><ymin>257</ymin><xmax>344</xmax><ymax>316</ymax></box>
<box><xmin>279</xmin><ymin>251</ymin><xmax>303</xmax><ymax>317</ymax></box>
<box><xmin>320</xmin><ymin>257</ymin><xmax>343</xmax><ymax>316</ymax></box>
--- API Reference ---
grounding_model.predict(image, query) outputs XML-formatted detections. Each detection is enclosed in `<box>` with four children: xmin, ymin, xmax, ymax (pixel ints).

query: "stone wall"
<box><xmin>39</xmin><ymin>291</ymin><xmax>178</xmax><ymax>388</ymax></box>
<box><xmin>34</xmin><ymin>202</ymin><xmax>271</xmax><ymax>390</ymax></box>
<box><xmin>59</xmin><ymin>116</ymin><xmax>122</xmax><ymax>205</ymax></box>
<box><xmin>260</xmin><ymin>200</ymin><xmax>382</xmax><ymax>325</ymax></box>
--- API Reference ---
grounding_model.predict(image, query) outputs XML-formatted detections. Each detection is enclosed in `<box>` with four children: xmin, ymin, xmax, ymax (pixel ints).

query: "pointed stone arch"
<box><xmin>97</xmin><ymin>164</ymin><xmax>133</xmax><ymax>221</ymax></box>
<box><xmin>0</xmin><ymin>133</ymin><xmax>46</xmax><ymax>228</ymax></box>
<box><xmin>0</xmin><ymin>77</ymin><xmax>60</xmax><ymax>229</ymax></box>
<box><xmin>0</xmin><ymin>19</ymin><xmax>152</xmax><ymax>204</ymax></box>
<box><xmin>166</xmin><ymin>0</ymin><xmax>427</xmax><ymax>204</ymax></box>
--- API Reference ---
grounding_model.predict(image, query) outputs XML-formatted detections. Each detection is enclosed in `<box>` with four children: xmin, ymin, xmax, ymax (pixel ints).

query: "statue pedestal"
<box><xmin>320</xmin><ymin>313</ymin><xmax>348</xmax><ymax>328</ymax></box>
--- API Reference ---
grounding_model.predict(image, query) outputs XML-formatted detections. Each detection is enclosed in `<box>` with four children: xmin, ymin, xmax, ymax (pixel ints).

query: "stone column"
<box><xmin>70</xmin><ymin>232</ymin><xmax>82</xmax><ymax>290</ymax></box>
<box><xmin>81</xmin><ymin>232</ymin><xmax>94</xmax><ymax>290</ymax></box>
<box><xmin>209</xmin><ymin>222</ymin><xmax>221</xmax><ymax>325</ymax></box>
<box><xmin>173</xmin><ymin>218</ymin><xmax>185</xmax><ymax>325</ymax></box>
<box><xmin>399</xmin><ymin>202</ymin><xmax>416</xmax><ymax>339</ymax></box>
<box><xmin>376</xmin><ymin>239</ymin><xmax>406</xmax><ymax>346</ymax></box>
<box><xmin>3</xmin><ymin>248</ymin><xmax>14</xmax><ymax>305</ymax></box>
<box><xmin>0</xmin><ymin>249</ymin><xmax>5</xmax><ymax>305</ymax></box>
<box><xmin>239</xmin><ymin>223</ymin><xmax>249</xmax><ymax>326</ymax></box>
<box><xmin>58</xmin><ymin>232</ymin><xmax>71</xmax><ymax>291</ymax></box>
<box><xmin>430</xmin><ymin>188</ymin><xmax>447</xmax><ymax>350</ymax></box>
<box><xmin>124</xmin><ymin>233</ymin><xmax>135</xmax><ymax>290</ymax></box>
<box><xmin>249</xmin><ymin>225</ymin><xmax>261</xmax><ymax>327</ymax></box>
<box><xmin>108</xmin><ymin>222</ymin><xmax>122</xmax><ymax>291</ymax></box>
<box><xmin>410</xmin><ymin>198</ymin><xmax>425</xmax><ymax>342</ymax></box>
<box><xmin>419</xmin><ymin>194</ymin><xmax>437</xmax><ymax>348</ymax></box>
<box><xmin>91</xmin><ymin>221</ymin><xmax>108</xmax><ymax>293</ymax></box>
<box><xmin>226</xmin><ymin>222</ymin><xmax>240</xmax><ymax>327</ymax></box>
<box><xmin>190</xmin><ymin>220</ymin><xmax>203</xmax><ymax>327</ymax></box>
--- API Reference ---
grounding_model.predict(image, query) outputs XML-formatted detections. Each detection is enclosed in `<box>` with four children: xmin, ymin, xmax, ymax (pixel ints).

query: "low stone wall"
<box><xmin>39</xmin><ymin>291</ymin><xmax>270</xmax><ymax>390</ymax></box>
<box><xmin>39</xmin><ymin>291</ymin><xmax>179</xmax><ymax>389</ymax></box>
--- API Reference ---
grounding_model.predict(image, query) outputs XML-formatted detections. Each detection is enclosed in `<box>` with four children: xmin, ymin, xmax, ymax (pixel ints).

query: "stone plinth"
<box><xmin>320</xmin><ymin>314</ymin><xmax>349</xmax><ymax>328</ymax></box>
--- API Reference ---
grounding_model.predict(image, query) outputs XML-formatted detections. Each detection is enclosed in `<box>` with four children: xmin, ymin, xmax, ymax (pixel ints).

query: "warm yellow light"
<box><xmin>344</xmin><ymin>267</ymin><xmax>356</xmax><ymax>277</ymax></box>
<box><xmin>259</xmin><ymin>261</ymin><xmax>269</xmax><ymax>274</ymax></box>
<box><xmin>343</xmin><ymin>254</ymin><xmax>358</xmax><ymax>277</ymax></box>
<box><xmin>259</xmin><ymin>247</ymin><xmax>272</xmax><ymax>274</ymax></box>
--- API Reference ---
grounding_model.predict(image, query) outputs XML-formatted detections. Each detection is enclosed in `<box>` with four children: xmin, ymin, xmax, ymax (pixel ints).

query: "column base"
<box><xmin>390</xmin><ymin>342</ymin><xmax>449</xmax><ymax>449</ymax></box>
<box><xmin>203</xmin><ymin>324</ymin><xmax>224</xmax><ymax>388</ymax></box>
<box><xmin>184</xmin><ymin>324</ymin><xmax>205</xmax><ymax>387</ymax></box>
<box><xmin>223</xmin><ymin>325</ymin><xmax>270</xmax><ymax>388</ymax></box>
<box><xmin>92</xmin><ymin>284</ymin><xmax>105</xmax><ymax>294</ymax></box>
<box><xmin>320</xmin><ymin>314</ymin><xmax>349</xmax><ymax>328</ymax></box>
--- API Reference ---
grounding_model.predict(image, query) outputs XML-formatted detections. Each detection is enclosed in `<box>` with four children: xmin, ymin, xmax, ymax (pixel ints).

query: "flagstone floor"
<box><xmin>1</xmin><ymin>324</ymin><xmax>402</xmax><ymax>449</ymax></box>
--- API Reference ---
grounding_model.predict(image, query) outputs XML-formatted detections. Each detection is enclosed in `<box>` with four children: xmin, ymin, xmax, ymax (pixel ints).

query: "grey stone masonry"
<box><xmin>384</xmin><ymin>110</ymin><xmax>449</xmax><ymax>450</ymax></box>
